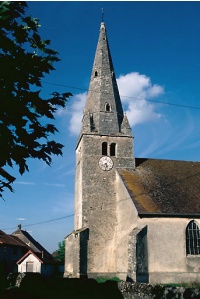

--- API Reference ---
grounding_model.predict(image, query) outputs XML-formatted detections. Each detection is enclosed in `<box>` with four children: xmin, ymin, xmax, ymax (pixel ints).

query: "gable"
<box><xmin>17</xmin><ymin>250</ymin><xmax>43</xmax><ymax>265</ymax></box>
<box><xmin>117</xmin><ymin>158</ymin><xmax>200</xmax><ymax>216</ymax></box>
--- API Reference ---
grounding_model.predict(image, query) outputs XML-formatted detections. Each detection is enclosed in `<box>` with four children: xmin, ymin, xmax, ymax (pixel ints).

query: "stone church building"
<box><xmin>64</xmin><ymin>21</ymin><xmax>200</xmax><ymax>284</ymax></box>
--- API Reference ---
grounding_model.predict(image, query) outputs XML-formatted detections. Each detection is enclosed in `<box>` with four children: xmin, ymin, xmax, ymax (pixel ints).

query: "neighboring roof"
<box><xmin>11</xmin><ymin>235</ymin><xmax>30</xmax><ymax>250</ymax></box>
<box><xmin>0</xmin><ymin>230</ymin><xmax>26</xmax><ymax>247</ymax></box>
<box><xmin>118</xmin><ymin>158</ymin><xmax>200</xmax><ymax>216</ymax></box>
<box><xmin>12</xmin><ymin>227</ymin><xmax>52</xmax><ymax>259</ymax></box>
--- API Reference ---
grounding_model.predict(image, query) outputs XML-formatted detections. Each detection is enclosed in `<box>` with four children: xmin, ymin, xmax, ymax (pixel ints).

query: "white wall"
<box><xmin>139</xmin><ymin>217</ymin><xmax>200</xmax><ymax>284</ymax></box>
<box><xmin>115</xmin><ymin>171</ymin><xmax>138</xmax><ymax>279</ymax></box>
<box><xmin>18</xmin><ymin>254</ymin><xmax>41</xmax><ymax>273</ymax></box>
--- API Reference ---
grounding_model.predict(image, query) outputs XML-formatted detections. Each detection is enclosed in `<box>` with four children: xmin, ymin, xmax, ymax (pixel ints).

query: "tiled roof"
<box><xmin>12</xmin><ymin>228</ymin><xmax>52</xmax><ymax>259</ymax></box>
<box><xmin>0</xmin><ymin>230</ymin><xmax>26</xmax><ymax>247</ymax></box>
<box><xmin>11</xmin><ymin>235</ymin><xmax>30</xmax><ymax>250</ymax></box>
<box><xmin>118</xmin><ymin>158</ymin><xmax>200</xmax><ymax>216</ymax></box>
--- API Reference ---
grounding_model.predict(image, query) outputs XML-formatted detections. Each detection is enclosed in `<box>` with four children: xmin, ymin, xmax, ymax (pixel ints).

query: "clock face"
<box><xmin>99</xmin><ymin>156</ymin><xmax>113</xmax><ymax>171</ymax></box>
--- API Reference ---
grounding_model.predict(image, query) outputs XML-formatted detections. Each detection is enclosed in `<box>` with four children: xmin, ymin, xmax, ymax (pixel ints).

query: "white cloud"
<box><xmin>68</xmin><ymin>73</ymin><xmax>164</xmax><ymax>135</ymax></box>
<box><xmin>69</xmin><ymin>92</ymin><xmax>87</xmax><ymax>135</ymax></box>
<box><xmin>14</xmin><ymin>181</ymin><xmax>36</xmax><ymax>185</ymax></box>
<box><xmin>42</xmin><ymin>183</ymin><xmax>66</xmax><ymax>187</ymax></box>
<box><xmin>125</xmin><ymin>99</ymin><xmax>162</xmax><ymax>127</ymax></box>
<box><xmin>14</xmin><ymin>181</ymin><xmax>65</xmax><ymax>187</ymax></box>
<box><xmin>117</xmin><ymin>72</ymin><xmax>164</xmax><ymax>126</ymax></box>
<box><xmin>55</xmin><ymin>107</ymin><xmax>68</xmax><ymax>117</ymax></box>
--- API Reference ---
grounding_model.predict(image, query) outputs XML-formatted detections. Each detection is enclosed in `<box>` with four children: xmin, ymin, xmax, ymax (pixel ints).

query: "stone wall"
<box><xmin>118</xmin><ymin>281</ymin><xmax>200</xmax><ymax>299</ymax></box>
<box><xmin>64</xmin><ymin>228</ymin><xmax>89</xmax><ymax>278</ymax></box>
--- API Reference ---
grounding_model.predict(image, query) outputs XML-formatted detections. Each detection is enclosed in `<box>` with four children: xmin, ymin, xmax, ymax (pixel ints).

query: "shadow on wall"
<box><xmin>136</xmin><ymin>226</ymin><xmax>149</xmax><ymax>283</ymax></box>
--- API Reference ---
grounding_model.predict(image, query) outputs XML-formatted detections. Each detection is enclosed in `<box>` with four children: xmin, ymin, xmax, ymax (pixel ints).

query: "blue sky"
<box><xmin>1</xmin><ymin>1</ymin><xmax>200</xmax><ymax>253</ymax></box>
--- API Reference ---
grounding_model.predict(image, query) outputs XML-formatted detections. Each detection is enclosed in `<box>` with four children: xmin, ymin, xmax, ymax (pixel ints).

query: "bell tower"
<box><xmin>65</xmin><ymin>21</ymin><xmax>135</xmax><ymax>278</ymax></box>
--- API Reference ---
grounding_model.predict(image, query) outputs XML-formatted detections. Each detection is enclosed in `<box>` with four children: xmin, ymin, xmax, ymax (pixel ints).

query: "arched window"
<box><xmin>102</xmin><ymin>142</ymin><xmax>107</xmax><ymax>155</ymax></box>
<box><xmin>186</xmin><ymin>221</ymin><xmax>200</xmax><ymax>255</ymax></box>
<box><xmin>105</xmin><ymin>103</ymin><xmax>111</xmax><ymax>112</ymax></box>
<box><xmin>95</xmin><ymin>71</ymin><xmax>98</xmax><ymax>77</ymax></box>
<box><xmin>110</xmin><ymin>143</ymin><xmax>116</xmax><ymax>157</ymax></box>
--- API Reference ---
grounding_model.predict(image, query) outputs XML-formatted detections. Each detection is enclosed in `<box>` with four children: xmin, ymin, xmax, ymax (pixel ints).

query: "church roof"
<box><xmin>118</xmin><ymin>158</ymin><xmax>200</xmax><ymax>216</ymax></box>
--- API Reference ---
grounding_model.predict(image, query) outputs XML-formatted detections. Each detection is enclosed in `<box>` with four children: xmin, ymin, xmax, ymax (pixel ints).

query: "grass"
<box><xmin>96</xmin><ymin>276</ymin><xmax>121</xmax><ymax>283</ymax></box>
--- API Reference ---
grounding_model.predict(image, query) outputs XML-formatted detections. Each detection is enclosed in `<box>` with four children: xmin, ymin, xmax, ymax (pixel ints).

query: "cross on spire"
<box><xmin>101</xmin><ymin>8</ymin><xmax>104</xmax><ymax>22</ymax></box>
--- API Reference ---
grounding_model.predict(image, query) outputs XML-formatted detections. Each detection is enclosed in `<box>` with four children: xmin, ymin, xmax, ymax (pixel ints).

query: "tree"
<box><xmin>0</xmin><ymin>2</ymin><xmax>72</xmax><ymax>198</ymax></box>
<box><xmin>55</xmin><ymin>240</ymin><xmax>65</xmax><ymax>262</ymax></box>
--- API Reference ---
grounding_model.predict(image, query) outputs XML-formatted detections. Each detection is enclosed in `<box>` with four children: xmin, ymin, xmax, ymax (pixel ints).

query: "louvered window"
<box><xmin>186</xmin><ymin>221</ymin><xmax>200</xmax><ymax>255</ymax></box>
<box><xmin>110</xmin><ymin>143</ymin><xmax>116</xmax><ymax>156</ymax></box>
<box><xmin>102</xmin><ymin>142</ymin><xmax>107</xmax><ymax>155</ymax></box>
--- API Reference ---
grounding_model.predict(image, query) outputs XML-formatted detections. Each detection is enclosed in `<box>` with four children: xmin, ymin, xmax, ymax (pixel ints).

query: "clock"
<box><xmin>99</xmin><ymin>156</ymin><xmax>113</xmax><ymax>171</ymax></box>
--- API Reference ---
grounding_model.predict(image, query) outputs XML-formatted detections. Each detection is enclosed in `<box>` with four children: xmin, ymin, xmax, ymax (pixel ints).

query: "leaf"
<box><xmin>0</xmin><ymin>168</ymin><xmax>15</xmax><ymax>183</ymax></box>
<box><xmin>0</xmin><ymin>1</ymin><xmax>71</xmax><ymax>198</ymax></box>
<box><xmin>62</xmin><ymin>92</ymin><xmax>72</xmax><ymax>98</ymax></box>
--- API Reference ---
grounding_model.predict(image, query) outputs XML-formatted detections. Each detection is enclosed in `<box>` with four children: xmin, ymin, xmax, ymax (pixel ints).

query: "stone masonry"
<box><xmin>64</xmin><ymin>21</ymin><xmax>135</xmax><ymax>278</ymax></box>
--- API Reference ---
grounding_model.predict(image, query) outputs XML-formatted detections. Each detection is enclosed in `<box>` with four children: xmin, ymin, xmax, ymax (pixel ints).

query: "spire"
<box><xmin>121</xmin><ymin>113</ymin><xmax>133</xmax><ymax>136</ymax></box>
<box><xmin>81</xmin><ymin>21</ymin><xmax>125</xmax><ymax>136</ymax></box>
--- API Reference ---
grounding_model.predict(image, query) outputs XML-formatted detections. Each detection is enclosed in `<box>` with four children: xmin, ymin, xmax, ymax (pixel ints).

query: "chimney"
<box><xmin>18</xmin><ymin>224</ymin><xmax>21</xmax><ymax>230</ymax></box>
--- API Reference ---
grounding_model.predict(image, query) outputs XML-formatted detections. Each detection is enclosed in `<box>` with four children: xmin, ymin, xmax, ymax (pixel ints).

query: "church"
<box><xmin>64</xmin><ymin>21</ymin><xmax>200</xmax><ymax>284</ymax></box>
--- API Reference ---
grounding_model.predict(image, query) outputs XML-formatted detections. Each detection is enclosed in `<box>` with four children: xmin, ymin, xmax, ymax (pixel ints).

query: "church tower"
<box><xmin>65</xmin><ymin>21</ymin><xmax>135</xmax><ymax>278</ymax></box>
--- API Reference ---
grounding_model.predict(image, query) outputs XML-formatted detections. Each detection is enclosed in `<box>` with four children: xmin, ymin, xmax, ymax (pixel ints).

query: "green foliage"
<box><xmin>96</xmin><ymin>277</ymin><xmax>121</xmax><ymax>283</ymax></box>
<box><xmin>56</xmin><ymin>240</ymin><xmax>65</xmax><ymax>262</ymax></box>
<box><xmin>0</xmin><ymin>2</ymin><xmax>72</xmax><ymax>198</ymax></box>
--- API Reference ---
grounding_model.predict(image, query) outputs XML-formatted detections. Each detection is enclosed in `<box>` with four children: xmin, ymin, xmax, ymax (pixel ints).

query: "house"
<box><xmin>64</xmin><ymin>21</ymin><xmax>200</xmax><ymax>284</ymax></box>
<box><xmin>12</xmin><ymin>225</ymin><xmax>54</xmax><ymax>276</ymax></box>
<box><xmin>12</xmin><ymin>225</ymin><xmax>52</xmax><ymax>260</ymax></box>
<box><xmin>17</xmin><ymin>249</ymin><xmax>54</xmax><ymax>277</ymax></box>
<box><xmin>0</xmin><ymin>229</ymin><xmax>27</xmax><ymax>273</ymax></box>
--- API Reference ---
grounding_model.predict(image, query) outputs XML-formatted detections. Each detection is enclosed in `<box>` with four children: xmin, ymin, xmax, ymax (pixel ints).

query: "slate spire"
<box><xmin>81</xmin><ymin>22</ymin><xmax>126</xmax><ymax>136</ymax></box>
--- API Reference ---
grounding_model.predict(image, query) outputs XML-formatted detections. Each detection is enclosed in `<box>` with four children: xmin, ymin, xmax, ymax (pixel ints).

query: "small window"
<box><xmin>90</xmin><ymin>113</ymin><xmax>95</xmax><ymax>131</ymax></box>
<box><xmin>186</xmin><ymin>220</ymin><xmax>200</xmax><ymax>255</ymax></box>
<box><xmin>95</xmin><ymin>71</ymin><xmax>98</xmax><ymax>77</ymax></box>
<box><xmin>110</xmin><ymin>143</ymin><xmax>116</xmax><ymax>157</ymax></box>
<box><xmin>105</xmin><ymin>103</ymin><xmax>111</xmax><ymax>112</ymax></box>
<box><xmin>102</xmin><ymin>142</ymin><xmax>107</xmax><ymax>155</ymax></box>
